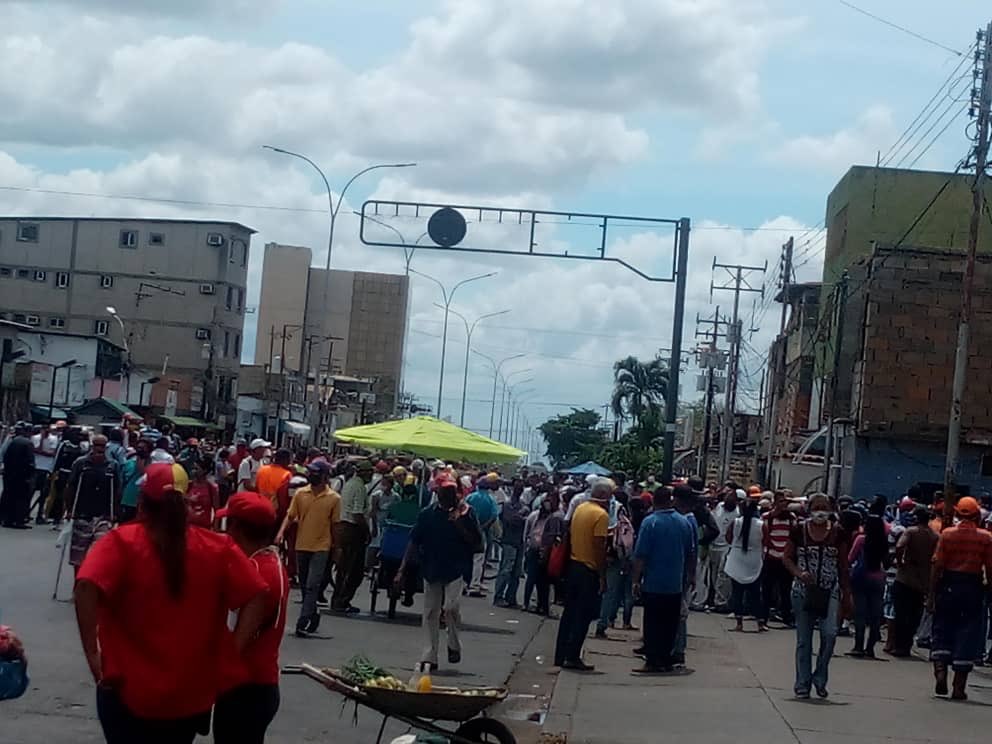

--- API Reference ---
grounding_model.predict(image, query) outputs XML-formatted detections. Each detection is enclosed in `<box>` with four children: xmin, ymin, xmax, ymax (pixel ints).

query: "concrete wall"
<box><xmin>0</xmin><ymin>218</ymin><xmax>252</xmax><ymax>379</ymax></box>
<box><xmin>306</xmin><ymin>268</ymin><xmax>355</xmax><ymax>377</ymax></box>
<box><xmin>254</xmin><ymin>242</ymin><xmax>311</xmax><ymax>371</ymax></box>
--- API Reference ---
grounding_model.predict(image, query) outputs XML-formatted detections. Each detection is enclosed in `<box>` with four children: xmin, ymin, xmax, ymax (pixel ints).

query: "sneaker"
<box><xmin>815</xmin><ymin>685</ymin><xmax>829</xmax><ymax>699</ymax></box>
<box><xmin>561</xmin><ymin>660</ymin><xmax>595</xmax><ymax>672</ymax></box>
<box><xmin>294</xmin><ymin>628</ymin><xmax>310</xmax><ymax>638</ymax></box>
<box><xmin>316</xmin><ymin>599</ymin><xmax>330</xmax><ymax>609</ymax></box>
<box><xmin>795</xmin><ymin>690</ymin><xmax>811</xmax><ymax>700</ymax></box>
<box><xmin>671</xmin><ymin>654</ymin><xmax>686</xmax><ymax>666</ymax></box>
<box><xmin>594</xmin><ymin>629</ymin><xmax>608</xmax><ymax>639</ymax></box>
<box><xmin>623</xmin><ymin>624</ymin><xmax>639</xmax><ymax>631</ymax></box>
<box><xmin>448</xmin><ymin>648</ymin><xmax>461</xmax><ymax>664</ymax></box>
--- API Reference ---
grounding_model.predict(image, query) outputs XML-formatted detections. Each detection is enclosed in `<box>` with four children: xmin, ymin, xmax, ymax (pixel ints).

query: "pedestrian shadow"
<box><xmin>936</xmin><ymin>696</ymin><xmax>992</xmax><ymax>707</ymax></box>
<box><xmin>329</xmin><ymin>610</ymin><xmax>516</xmax><ymax>636</ymax></box>
<box><xmin>787</xmin><ymin>697</ymin><xmax>850</xmax><ymax>706</ymax></box>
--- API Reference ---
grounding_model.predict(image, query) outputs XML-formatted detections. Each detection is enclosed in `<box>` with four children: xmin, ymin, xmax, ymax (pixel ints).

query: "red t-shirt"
<box><xmin>186</xmin><ymin>481</ymin><xmax>217</xmax><ymax>529</ymax></box>
<box><xmin>77</xmin><ymin>524</ymin><xmax>266</xmax><ymax>719</ymax></box>
<box><xmin>218</xmin><ymin>547</ymin><xmax>289</xmax><ymax>692</ymax></box>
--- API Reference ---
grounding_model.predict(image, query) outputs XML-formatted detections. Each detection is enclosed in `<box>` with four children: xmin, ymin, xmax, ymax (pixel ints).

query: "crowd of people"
<box><xmin>5</xmin><ymin>416</ymin><xmax>992</xmax><ymax>740</ymax></box>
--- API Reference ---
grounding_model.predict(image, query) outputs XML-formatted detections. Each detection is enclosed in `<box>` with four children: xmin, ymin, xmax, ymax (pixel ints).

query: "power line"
<box><xmin>835</xmin><ymin>0</ymin><xmax>965</xmax><ymax>57</ymax></box>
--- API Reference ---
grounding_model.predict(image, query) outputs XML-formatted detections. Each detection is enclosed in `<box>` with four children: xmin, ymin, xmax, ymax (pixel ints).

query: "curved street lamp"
<box><xmin>501</xmin><ymin>377</ymin><xmax>534</xmax><ymax>441</ymax></box>
<box><xmin>439</xmin><ymin>305</ymin><xmax>511</xmax><ymax>427</ymax></box>
<box><xmin>409</xmin><ymin>269</ymin><xmax>497</xmax><ymax>418</ymax></box>
<box><xmin>471</xmin><ymin>351</ymin><xmax>526</xmax><ymax>438</ymax></box>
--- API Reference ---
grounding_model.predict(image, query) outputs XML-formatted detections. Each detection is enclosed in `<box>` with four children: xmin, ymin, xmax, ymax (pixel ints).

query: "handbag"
<box><xmin>548</xmin><ymin>529</ymin><xmax>570</xmax><ymax>580</ymax></box>
<box><xmin>802</xmin><ymin>525</ymin><xmax>831</xmax><ymax>619</ymax></box>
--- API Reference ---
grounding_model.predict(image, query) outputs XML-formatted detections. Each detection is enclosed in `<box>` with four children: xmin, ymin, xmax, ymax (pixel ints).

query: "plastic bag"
<box><xmin>55</xmin><ymin>522</ymin><xmax>72</xmax><ymax>550</ymax></box>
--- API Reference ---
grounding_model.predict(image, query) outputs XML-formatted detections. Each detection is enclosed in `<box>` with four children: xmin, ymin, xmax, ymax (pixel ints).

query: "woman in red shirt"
<box><xmin>74</xmin><ymin>462</ymin><xmax>268</xmax><ymax>744</ymax></box>
<box><xmin>186</xmin><ymin>455</ymin><xmax>219</xmax><ymax>529</ymax></box>
<box><xmin>214</xmin><ymin>492</ymin><xmax>289</xmax><ymax>744</ymax></box>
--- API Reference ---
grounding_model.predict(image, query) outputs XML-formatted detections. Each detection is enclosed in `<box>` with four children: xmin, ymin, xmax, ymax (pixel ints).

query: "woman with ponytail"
<box><xmin>725</xmin><ymin>496</ymin><xmax>768</xmax><ymax>633</ymax></box>
<box><xmin>74</xmin><ymin>462</ymin><xmax>268</xmax><ymax>744</ymax></box>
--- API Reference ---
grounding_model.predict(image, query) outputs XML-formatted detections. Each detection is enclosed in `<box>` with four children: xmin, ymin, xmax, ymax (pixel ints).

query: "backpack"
<box><xmin>615</xmin><ymin>509</ymin><xmax>636</xmax><ymax>561</ymax></box>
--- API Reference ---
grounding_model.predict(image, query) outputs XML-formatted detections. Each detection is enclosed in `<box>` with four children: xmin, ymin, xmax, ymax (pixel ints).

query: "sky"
<box><xmin>1</xmin><ymin>0</ymin><xmax>989</xmax><ymax>453</ymax></box>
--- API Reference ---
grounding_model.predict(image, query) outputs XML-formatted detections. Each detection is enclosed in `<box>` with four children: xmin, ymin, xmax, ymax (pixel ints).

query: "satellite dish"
<box><xmin>427</xmin><ymin>207</ymin><xmax>467</xmax><ymax>247</ymax></box>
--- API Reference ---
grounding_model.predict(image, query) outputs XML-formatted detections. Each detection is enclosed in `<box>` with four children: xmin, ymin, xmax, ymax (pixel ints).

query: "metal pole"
<box><xmin>460</xmin><ymin>326</ymin><xmax>472</xmax><ymax>427</ymax></box>
<box><xmin>661</xmin><ymin>218</ymin><xmax>690</xmax><ymax>483</ymax></box>
<box><xmin>437</xmin><ymin>301</ymin><xmax>450</xmax><ymax>418</ymax></box>
<box><xmin>48</xmin><ymin>365</ymin><xmax>58</xmax><ymax>421</ymax></box>
<box><xmin>823</xmin><ymin>273</ymin><xmax>849</xmax><ymax>499</ymax></box>
<box><xmin>765</xmin><ymin>237</ymin><xmax>793</xmax><ymax>485</ymax></box>
<box><xmin>498</xmin><ymin>380</ymin><xmax>508</xmax><ymax>440</ymax></box>
<box><xmin>945</xmin><ymin>22</ymin><xmax>992</xmax><ymax>500</ymax></box>
<box><xmin>489</xmin><ymin>372</ymin><xmax>499</xmax><ymax>437</ymax></box>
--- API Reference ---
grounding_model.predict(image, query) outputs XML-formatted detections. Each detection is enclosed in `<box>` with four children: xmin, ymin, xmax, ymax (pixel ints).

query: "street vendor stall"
<box><xmin>333</xmin><ymin>416</ymin><xmax>525</xmax><ymax>464</ymax></box>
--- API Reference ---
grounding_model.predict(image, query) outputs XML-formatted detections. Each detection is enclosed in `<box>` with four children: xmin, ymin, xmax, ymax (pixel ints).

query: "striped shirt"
<box><xmin>764</xmin><ymin>513</ymin><xmax>794</xmax><ymax>560</ymax></box>
<box><xmin>933</xmin><ymin>521</ymin><xmax>992</xmax><ymax>577</ymax></box>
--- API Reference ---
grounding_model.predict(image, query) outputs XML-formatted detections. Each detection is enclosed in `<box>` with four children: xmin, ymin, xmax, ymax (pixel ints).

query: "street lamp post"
<box><xmin>409</xmin><ymin>269</ymin><xmax>498</xmax><ymax>419</ymax></box>
<box><xmin>106</xmin><ymin>306</ymin><xmax>131</xmax><ymax>402</ymax></box>
<box><xmin>355</xmin><ymin>212</ymin><xmax>428</xmax><ymax>275</ymax></box>
<box><xmin>500</xmin><ymin>377</ymin><xmax>534</xmax><ymax>441</ymax></box>
<box><xmin>263</xmin><ymin>147</ymin><xmax>416</xmax><ymax>429</ymax></box>
<box><xmin>439</xmin><ymin>306</ymin><xmax>511</xmax><ymax>427</ymax></box>
<box><xmin>509</xmin><ymin>389</ymin><xmax>535</xmax><ymax>448</ymax></box>
<box><xmin>472</xmin><ymin>351</ymin><xmax>526</xmax><ymax>438</ymax></box>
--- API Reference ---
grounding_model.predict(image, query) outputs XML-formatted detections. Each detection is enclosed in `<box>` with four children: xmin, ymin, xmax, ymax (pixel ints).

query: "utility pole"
<box><xmin>764</xmin><ymin>237</ymin><xmax>794</xmax><ymax>486</ymax></box>
<box><xmin>694</xmin><ymin>307</ymin><xmax>728</xmax><ymax>479</ymax></box>
<box><xmin>710</xmin><ymin>260</ymin><xmax>766</xmax><ymax>483</ymax></box>
<box><xmin>945</xmin><ymin>22</ymin><xmax>992</xmax><ymax>500</ymax></box>
<box><xmin>823</xmin><ymin>272</ymin><xmax>849</xmax><ymax>499</ymax></box>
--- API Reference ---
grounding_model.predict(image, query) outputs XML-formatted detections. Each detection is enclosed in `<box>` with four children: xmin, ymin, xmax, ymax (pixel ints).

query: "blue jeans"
<box><xmin>852</xmin><ymin>575</ymin><xmax>884</xmax><ymax>653</ymax></box>
<box><xmin>792</xmin><ymin>582</ymin><xmax>840</xmax><ymax>695</ymax></box>
<box><xmin>597</xmin><ymin>559</ymin><xmax>633</xmax><ymax>632</ymax></box>
<box><xmin>494</xmin><ymin>543</ymin><xmax>523</xmax><ymax>605</ymax></box>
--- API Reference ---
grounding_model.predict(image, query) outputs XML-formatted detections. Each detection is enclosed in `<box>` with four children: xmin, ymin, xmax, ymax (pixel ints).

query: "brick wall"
<box><xmin>856</xmin><ymin>246</ymin><xmax>992</xmax><ymax>442</ymax></box>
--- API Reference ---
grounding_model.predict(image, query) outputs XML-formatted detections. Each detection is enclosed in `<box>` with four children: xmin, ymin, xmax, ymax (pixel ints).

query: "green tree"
<box><xmin>538</xmin><ymin>408</ymin><xmax>607</xmax><ymax>469</ymax></box>
<box><xmin>610</xmin><ymin>356</ymin><xmax>670</xmax><ymax>428</ymax></box>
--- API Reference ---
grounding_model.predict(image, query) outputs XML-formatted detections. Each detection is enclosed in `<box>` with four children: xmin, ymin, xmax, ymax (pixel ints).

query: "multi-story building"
<box><xmin>0</xmin><ymin>217</ymin><xmax>254</xmax><ymax>424</ymax></box>
<box><xmin>254</xmin><ymin>242</ymin><xmax>409</xmax><ymax>441</ymax></box>
<box><xmin>787</xmin><ymin>165</ymin><xmax>992</xmax><ymax>498</ymax></box>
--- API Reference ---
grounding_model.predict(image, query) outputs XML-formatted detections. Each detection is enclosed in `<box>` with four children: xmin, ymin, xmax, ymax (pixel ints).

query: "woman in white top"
<box><xmin>724</xmin><ymin>498</ymin><xmax>768</xmax><ymax>632</ymax></box>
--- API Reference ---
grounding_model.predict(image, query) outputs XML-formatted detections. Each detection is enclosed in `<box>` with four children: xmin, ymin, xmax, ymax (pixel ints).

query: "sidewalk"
<box><xmin>532</xmin><ymin>610</ymin><xmax>992</xmax><ymax>744</ymax></box>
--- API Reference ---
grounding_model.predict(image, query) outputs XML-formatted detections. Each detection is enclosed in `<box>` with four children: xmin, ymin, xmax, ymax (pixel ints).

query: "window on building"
<box><xmin>225</xmin><ymin>286</ymin><xmax>233</xmax><ymax>310</ymax></box>
<box><xmin>234</xmin><ymin>333</ymin><xmax>241</xmax><ymax>358</ymax></box>
<box><xmin>34</xmin><ymin>270</ymin><xmax>46</xmax><ymax>282</ymax></box>
<box><xmin>195</xmin><ymin>328</ymin><xmax>211</xmax><ymax>341</ymax></box>
<box><xmin>237</xmin><ymin>287</ymin><xmax>244</xmax><ymax>311</ymax></box>
<box><xmin>49</xmin><ymin>316</ymin><xmax>65</xmax><ymax>329</ymax></box>
<box><xmin>94</xmin><ymin>320</ymin><xmax>109</xmax><ymax>336</ymax></box>
<box><xmin>207</xmin><ymin>232</ymin><xmax>224</xmax><ymax>247</ymax></box>
<box><xmin>0</xmin><ymin>267</ymin><xmax>10</xmax><ymax>277</ymax></box>
<box><xmin>16</xmin><ymin>268</ymin><xmax>29</xmax><ymax>279</ymax></box>
<box><xmin>223</xmin><ymin>330</ymin><xmax>230</xmax><ymax>357</ymax></box>
<box><xmin>148</xmin><ymin>232</ymin><xmax>165</xmax><ymax>246</ymax></box>
<box><xmin>241</xmin><ymin>242</ymin><xmax>248</xmax><ymax>267</ymax></box>
<box><xmin>25</xmin><ymin>315</ymin><xmax>40</xmax><ymax>326</ymax></box>
<box><xmin>16</xmin><ymin>222</ymin><xmax>39</xmax><ymax>242</ymax></box>
<box><xmin>55</xmin><ymin>272</ymin><xmax>69</xmax><ymax>288</ymax></box>
<box><xmin>120</xmin><ymin>230</ymin><xmax>138</xmax><ymax>248</ymax></box>
<box><xmin>100</xmin><ymin>275</ymin><xmax>113</xmax><ymax>289</ymax></box>
<box><xmin>12</xmin><ymin>313</ymin><xmax>26</xmax><ymax>324</ymax></box>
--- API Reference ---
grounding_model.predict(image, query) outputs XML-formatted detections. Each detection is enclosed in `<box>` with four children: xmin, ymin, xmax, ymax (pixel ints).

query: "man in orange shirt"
<box><xmin>929</xmin><ymin>496</ymin><xmax>992</xmax><ymax>700</ymax></box>
<box><xmin>256</xmin><ymin>449</ymin><xmax>293</xmax><ymax>523</ymax></box>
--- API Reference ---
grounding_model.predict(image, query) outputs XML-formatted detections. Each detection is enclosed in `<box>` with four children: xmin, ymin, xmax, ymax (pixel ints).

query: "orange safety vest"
<box><xmin>255</xmin><ymin>464</ymin><xmax>291</xmax><ymax>508</ymax></box>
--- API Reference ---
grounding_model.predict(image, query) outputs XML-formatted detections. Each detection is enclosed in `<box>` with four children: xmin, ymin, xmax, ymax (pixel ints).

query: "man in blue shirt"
<box><xmin>398</xmin><ymin>478</ymin><xmax>483</xmax><ymax>670</ymax></box>
<box><xmin>632</xmin><ymin>486</ymin><xmax>695</xmax><ymax>673</ymax></box>
<box><xmin>466</xmin><ymin>476</ymin><xmax>498</xmax><ymax>596</ymax></box>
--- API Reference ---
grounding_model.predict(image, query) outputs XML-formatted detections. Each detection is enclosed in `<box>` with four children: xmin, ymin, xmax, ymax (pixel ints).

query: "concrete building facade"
<box><xmin>0</xmin><ymin>217</ymin><xmax>254</xmax><ymax>422</ymax></box>
<box><xmin>254</xmin><ymin>242</ymin><xmax>410</xmax><ymax>438</ymax></box>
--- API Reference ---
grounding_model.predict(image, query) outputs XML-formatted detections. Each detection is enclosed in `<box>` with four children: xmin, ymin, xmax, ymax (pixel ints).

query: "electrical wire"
<box><xmin>835</xmin><ymin>0</ymin><xmax>965</xmax><ymax>57</ymax></box>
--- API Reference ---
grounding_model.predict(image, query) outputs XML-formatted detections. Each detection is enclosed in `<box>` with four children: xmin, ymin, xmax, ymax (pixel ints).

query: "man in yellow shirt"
<box><xmin>554</xmin><ymin>478</ymin><xmax>610</xmax><ymax>671</ymax></box>
<box><xmin>275</xmin><ymin>460</ymin><xmax>341</xmax><ymax>637</ymax></box>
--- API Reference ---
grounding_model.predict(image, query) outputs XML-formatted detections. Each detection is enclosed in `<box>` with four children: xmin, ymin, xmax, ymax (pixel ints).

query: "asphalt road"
<box><xmin>0</xmin><ymin>526</ymin><xmax>544</xmax><ymax>744</ymax></box>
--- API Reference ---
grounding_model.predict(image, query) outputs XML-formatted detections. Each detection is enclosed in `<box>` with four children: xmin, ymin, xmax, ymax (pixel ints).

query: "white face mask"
<box><xmin>810</xmin><ymin>511</ymin><xmax>831</xmax><ymax>524</ymax></box>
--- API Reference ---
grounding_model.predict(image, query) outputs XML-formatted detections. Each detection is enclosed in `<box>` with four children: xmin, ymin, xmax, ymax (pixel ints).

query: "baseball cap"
<box><xmin>141</xmin><ymin>462</ymin><xmax>189</xmax><ymax>502</ymax></box>
<box><xmin>307</xmin><ymin>459</ymin><xmax>331</xmax><ymax>474</ymax></box>
<box><xmin>249</xmin><ymin>438</ymin><xmax>271</xmax><ymax>450</ymax></box>
<box><xmin>411</xmin><ymin>458</ymin><xmax>425</xmax><ymax>471</ymax></box>
<box><xmin>217</xmin><ymin>491</ymin><xmax>277</xmax><ymax>526</ymax></box>
<box><xmin>392</xmin><ymin>465</ymin><xmax>407</xmax><ymax>479</ymax></box>
<box><xmin>356</xmin><ymin>459</ymin><xmax>374</xmax><ymax>473</ymax></box>
<box><xmin>375</xmin><ymin>460</ymin><xmax>391</xmax><ymax>474</ymax></box>
<box><xmin>899</xmin><ymin>496</ymin><xmax>915</xmax><ymax>511</ymax></box>
<box><xmin>956</xmin><ymin>496</ymin><xmax>981</xmax><ymax>518</ymax></box>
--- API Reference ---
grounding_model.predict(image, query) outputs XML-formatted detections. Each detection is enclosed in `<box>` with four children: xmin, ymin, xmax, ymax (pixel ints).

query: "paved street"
<box><xmin>5</xmin><ymin>525</ymin><xmax>992</xmax><ymax>744</ymax></box>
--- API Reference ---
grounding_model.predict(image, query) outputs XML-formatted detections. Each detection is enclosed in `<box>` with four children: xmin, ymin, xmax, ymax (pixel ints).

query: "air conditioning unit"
<box><xmin>195</xmin><ymin>328</ymin><xmax>211</xmax><ymax>340</ymax></box>
<box><xmin>25</xmin><ymin>315</ymin><xmax>40</xmax><ymax>326</ymax></box>
<box><xmin>199</xmin><ymin>283</ymin><xmax>215</xmax><ymax>295</ymax></box>
<box><xmin>206</xmin><ymin>233</ymin><xmax>225</xmax><ymax>247</ymax></box>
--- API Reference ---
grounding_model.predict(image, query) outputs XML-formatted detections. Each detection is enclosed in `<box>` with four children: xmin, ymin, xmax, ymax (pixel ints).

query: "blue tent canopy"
<box><xmin>564</xmin><ymin>461</ymin><xmax>611</xmax><ymax>476</ymax></box>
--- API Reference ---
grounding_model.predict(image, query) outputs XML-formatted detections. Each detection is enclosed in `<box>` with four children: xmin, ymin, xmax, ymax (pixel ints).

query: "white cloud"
<box><xmin>0</xmin><ymin>0</ymin><xmax>277</xmax><ymax>17</ymax></box>
<box><xmin>767</xmin><ymin>105</ymin><xmax>899</xmax><ymax>173</ymax></box>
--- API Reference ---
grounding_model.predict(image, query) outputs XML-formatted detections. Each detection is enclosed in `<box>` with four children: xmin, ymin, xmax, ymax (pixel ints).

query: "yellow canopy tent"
<box><xmin>333</xmin><ymin>416</ymin><xmax>526</xmax><ymax>464</ymax></box>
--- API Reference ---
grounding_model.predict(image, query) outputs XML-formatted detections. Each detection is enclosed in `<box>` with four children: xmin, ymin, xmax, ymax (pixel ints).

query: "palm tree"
<box><xmin>610</xmin><ymin>355</ymin><xmax>670</xmax><ymax>427</ymax></box>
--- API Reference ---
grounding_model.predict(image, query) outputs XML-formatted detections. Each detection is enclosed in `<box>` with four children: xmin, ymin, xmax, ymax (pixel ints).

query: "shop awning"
<box><xmin>281</xmin><ymin>420</ymin><xmax>311</xmax><ymax>436</ymax></box>
<box><xmin>30</xmin><ymin>405</ymin><xmax>70</xmax><ymax>422</ymax></box>
<box><xmin>163</xmin><ymin>415</ymin><xmax>220</xmax><ymax>429</ymax></box>
<box><xmin>334</xmin><ymin>416</ymin><xmax>526</xmax><ymax>464</ymax></box>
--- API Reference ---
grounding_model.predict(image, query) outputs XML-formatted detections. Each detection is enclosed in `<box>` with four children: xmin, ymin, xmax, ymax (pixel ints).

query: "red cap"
<box><xmin>899</xmin><ymin>496</ymin><xmax>915</xmax><ymax>511</ymax></box>
<box><xmin>186</xmin><ymin>437</ymin><xmax>200</xmax><ymax>446</ymax></box>
<box><xmin>217</xmin><ymin>491</ymin><xmax>277</xmax><ymax>526</ymax></box>
<box><xmin>956</xmin><ymin>496</ymin><xmax>981</xmax><ymax>518</ymax></box>
<box><xmin>142</xmin><ymin>462</ymin><xmax>189</xmax><ymax>502</ymax></box>
<box><xmin>375</xmin><ymin>460</ymin><xmax>391</xmax><ymax>474</ymax></box>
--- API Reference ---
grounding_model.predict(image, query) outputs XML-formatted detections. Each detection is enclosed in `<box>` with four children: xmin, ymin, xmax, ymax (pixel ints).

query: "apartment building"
<box><xmin>0</xmin><ymin>217</ymin><xmax>254</xmax><ymax>421</ymax></box>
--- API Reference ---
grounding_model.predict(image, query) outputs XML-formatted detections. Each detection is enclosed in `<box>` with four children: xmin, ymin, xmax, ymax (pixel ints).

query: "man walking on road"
<box><xmin>632</xmin><ymin>486</ymin><xmax>695</xmax><ymax>674</ymax></box>
<box><xmin>1</xmin><ymin>422</ymin><xmax>35</xmax><ymax>529</ymax></box>
<box><xmin>275</xmin><ymin>460</ymin><xmax>340</xmax><ymax>637</ymax></box>
<box><xmin>397</xmin><ymin>477</ymin><xmax>483</xmax><ymax>671</ymax></box>
<box><xmin>65</xmin><ymin>435</ymin><xmax>122</xmax><ymax>575</ymax></box>
<box><xmin>493</xmin><ymin>481</ymin><xmax>529</xmax><ymax>608</ymax></box>
<box><xmin>332</xmin><ymin>460</ymin><xmax>372</xmax><ymax>614</ymax></box>
<box><xmin>30</xmin><ymin>424</ymin><xmax>59</xmax><ymax>524</ymax></box>
<box><xmin>555</xmin><ymin>478</ymin><xmax>611</xmax><ymax>671</ymax></box>
<box><xmin>466</xmin><ymin>475</ymin><xmax>498</xmax><ymax>595</ymax></box>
